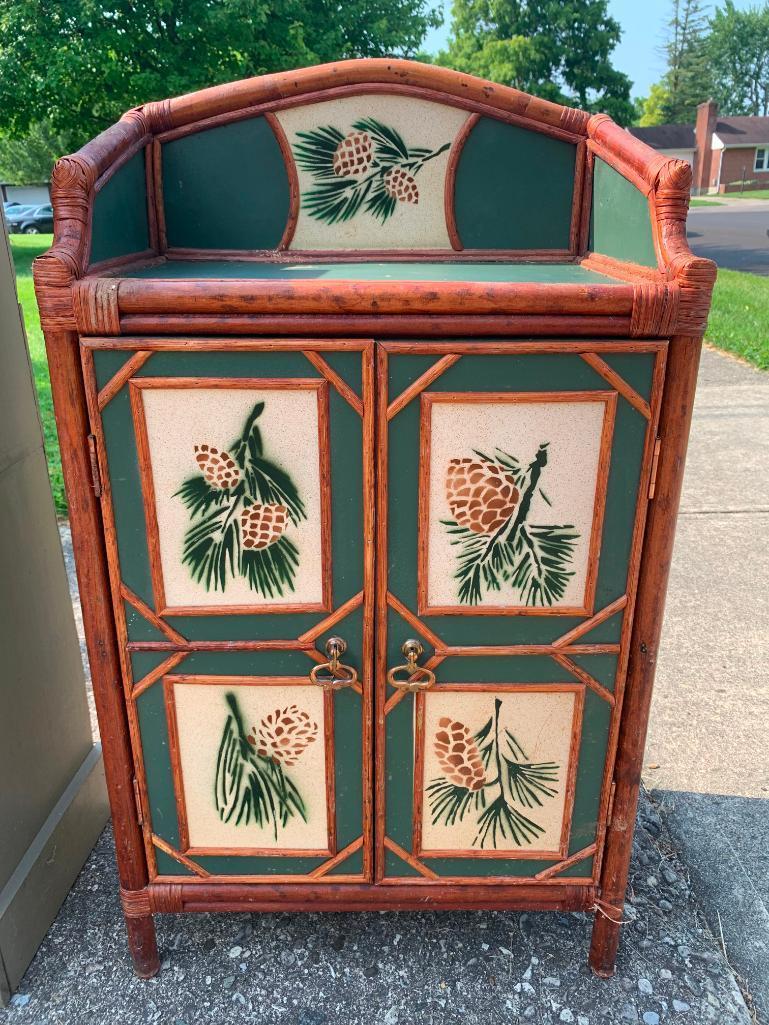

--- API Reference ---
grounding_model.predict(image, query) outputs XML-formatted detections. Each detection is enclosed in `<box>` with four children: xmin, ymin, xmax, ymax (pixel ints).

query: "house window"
<box><xmin>756</xmin><ymin>148</ymin><xmax>768</xmax><ymax>172</ymax></box>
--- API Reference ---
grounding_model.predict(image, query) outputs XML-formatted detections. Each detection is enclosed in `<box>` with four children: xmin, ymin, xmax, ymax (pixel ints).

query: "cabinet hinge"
<box><xmin>132</xmin><ymin>778</ymin><xmax>144</xmax><ymax>826</ymax></box>
<box><xmin>648</xmin><ymin>438</ymin><xmax>662</xmax><ymax>499</ymax></box>
<box><xmin>87</xmin><ymin>433</ymin><xmax>102</xmax><ymax>498</ymax></box>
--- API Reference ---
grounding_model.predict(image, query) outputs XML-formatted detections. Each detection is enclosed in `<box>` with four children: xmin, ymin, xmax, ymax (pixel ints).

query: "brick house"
<box><xmin>629</xmin><ymin>101</ymin><xmax>769</xmax><ymax>194</ymax></box>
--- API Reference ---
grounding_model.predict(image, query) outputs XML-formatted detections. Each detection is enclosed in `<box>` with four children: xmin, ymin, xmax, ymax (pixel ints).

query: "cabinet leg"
<box><xmin>124</xmin><ymin>912</ymin><xmax>160</xmax><ymax>979</ymax></box>
<box><xmin>589</xmin><ymin>910</ymin><xmax>621</xmax><ymax>978</ymax></box>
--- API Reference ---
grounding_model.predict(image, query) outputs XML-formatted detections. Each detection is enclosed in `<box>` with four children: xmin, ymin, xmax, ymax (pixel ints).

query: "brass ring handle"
<box><xmin>387</xmin><ymin>639</ymin><xmax>436</xmax><ymax>693</ymax></box>
<box><xmin>310</xmin><ymin>636</ymin><xmax>358</xmax><ymax>691</ymax></box>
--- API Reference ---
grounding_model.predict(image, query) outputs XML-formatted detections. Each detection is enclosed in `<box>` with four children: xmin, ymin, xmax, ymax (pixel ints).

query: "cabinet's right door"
<box><xmin>376</xmin><ymin>340</ymin><xmax>666</xmax><ymax>886</ymax></box>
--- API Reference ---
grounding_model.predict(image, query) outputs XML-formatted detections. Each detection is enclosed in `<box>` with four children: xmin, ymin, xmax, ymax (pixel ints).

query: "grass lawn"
<box><xmin>690</xmin><ymin>198</ymin><xmax>724</xmax><ymax>207</ymax></box>
<box><xmin>11</xmin><ymin>234</ymin><xmax>66</xmax><ymax>515</ymax></box>
<box><xmin>9</xmin><ymin>236</ymin><xmax>769</xmax><ymax>519</ymax></box>
<box><xmin>721</xmin><ymin>188</ymin><xmax>769</xmax><ymax>200</ymax></box>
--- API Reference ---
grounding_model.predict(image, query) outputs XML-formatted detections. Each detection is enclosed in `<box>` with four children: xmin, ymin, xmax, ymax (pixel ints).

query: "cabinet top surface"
<box><xmin>117</xmin><ymin>260</ymin><xmax>622</xmax><ymax>285</ymax></box>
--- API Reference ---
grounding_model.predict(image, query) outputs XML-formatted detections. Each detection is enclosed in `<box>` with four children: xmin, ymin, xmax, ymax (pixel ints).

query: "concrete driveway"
<box><xmin>687</xmin><ymin>198</ymin><xmax>769</xmax><ymax>274</ymax></box>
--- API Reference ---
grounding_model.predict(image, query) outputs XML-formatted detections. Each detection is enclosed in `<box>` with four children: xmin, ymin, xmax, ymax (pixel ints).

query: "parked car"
<box><xmin>6</xmin><ymin>204</ymin><xmax>53</xmax><ymax>233</ymax></box>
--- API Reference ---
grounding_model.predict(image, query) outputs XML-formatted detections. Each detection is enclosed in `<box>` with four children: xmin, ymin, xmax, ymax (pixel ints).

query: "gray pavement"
<box><xmin>688</xmin><ymin>200</ymin><xmax>769</xmax><ymax>275</ymax></box>
<box><xmin>2</xmin><ymin>346</ymin><xmax>766</xmax><ymax>1023</ymax></box>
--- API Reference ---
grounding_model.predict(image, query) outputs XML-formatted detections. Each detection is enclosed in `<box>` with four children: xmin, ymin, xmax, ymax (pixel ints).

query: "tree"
<box><xmin>0</xmin><ymin>121</ymin><xmax>79</xmax><ymax>183</ymax></box>
<box><xmin>0</xmin><ymin>0</ymin><xmax>441</xmax><ymax>145</ymax></box>
<box><xmin>435</xmin><ymin>0</ymin><xmax>634</xmax><ymax>125</ymax></box>
<box><xmin>638</xmin><ymin>81</ymin><xmax>674</xmax><ymax>127</ymax></box>
<box><xmin>659</xmin><ymin>0</ymin><xmax>712</xmax><ymax>122</ymax></box>
<box><xmin>708</xmin><ymin>1</ymin><xmax>769</xmax><ymax>116</ymax></box>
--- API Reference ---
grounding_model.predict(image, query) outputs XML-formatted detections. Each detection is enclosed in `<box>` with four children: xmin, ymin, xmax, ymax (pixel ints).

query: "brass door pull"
<box><xmin>310</xmin><ymin>636</ymin><xmax>358</xmax><ymax>691</ymax></box>
<box><xmin>387</xmin><ymin>639</ymin><xmax>436</xmax><ymax>692</ymax></box>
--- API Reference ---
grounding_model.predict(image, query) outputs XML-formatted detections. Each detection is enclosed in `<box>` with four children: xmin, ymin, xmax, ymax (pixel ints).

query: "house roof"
<box><xmin>628</xmin><ymin>124</ymin><xmax>695</xmax><ymax>150</ymax></box>
<box><xmin>714</xmin><ymin>117</ymin><xmax>769</xmax><ymax>146</ymax></box>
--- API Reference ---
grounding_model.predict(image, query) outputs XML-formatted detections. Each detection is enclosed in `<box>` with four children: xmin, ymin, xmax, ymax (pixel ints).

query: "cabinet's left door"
<box><xmin>82</xmin><ymin>338</ymin><xmax>374</xmax><ymax>883</ymax></box>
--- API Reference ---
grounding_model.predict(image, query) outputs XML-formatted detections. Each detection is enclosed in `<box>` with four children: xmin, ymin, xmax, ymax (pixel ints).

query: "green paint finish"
<box><xmin>94</xmin><ymin>347</ymin><xmax>365</xmax><ymax>642</ymax></box>
<box><xmin>383</xmin><ymin>347</ymin><xmax>656</xmax><ymax>878</ymax></box>
<box><xmin>124</xmin><ymin>601</ymin><xmax>167</xmax><ymax>643</ymax></box>
<box><xmin>92</xmin><ymin>349</ymin><xmax>147</xmax><ymax>391</ymax></box>
<box><xmin>162</xmin><ymin>117</ymin><xmax>289</xmax><ymax>251</ymax></box>
<box><xmin>590</xmin><ymin>158</ymin><xmax>657</xmax><ymax>269</ymax></box>
<box><xmin>326</xmin><ymin>847</ymin><xmax>363</xmax><ymax>876</ymax></box>
<box><xmin>123</xmin><ymin>260</ymin><xmax>620</xmax><ymax>284</ymax></box>
<box><xmin>136</xmin><ymin>684</ymin><xmax>180</xmax><ymax>847</ymax></box>
<box><xmin>90</xmin><ymin>150</ymin><xmax>150</xmax><ymax>266</ymax></box>
<box><xmin>601</xmin><ymin>351</ymin><xmax>657</xmax><ymax>398</ymax></box>
<box><xmin>195</xmin><ymin>854</ymin><xmax>324</xmax><ymax>875</ymax></box>
<box><xmin>454</xmin><ymin>118</ymin><xmax>577</xmax><ymax>251</ymax></box>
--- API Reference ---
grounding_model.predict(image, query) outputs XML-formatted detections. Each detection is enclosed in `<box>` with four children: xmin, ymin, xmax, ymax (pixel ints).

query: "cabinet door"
<box><xmin>377</xmin><ymin>341</ymin><xmax>666</xmax><ymax>884</ymax></box>
<box><xmin>83</xmin><ymin>339</ymin><xmax>374</xmax><ymax>882</ymax></box>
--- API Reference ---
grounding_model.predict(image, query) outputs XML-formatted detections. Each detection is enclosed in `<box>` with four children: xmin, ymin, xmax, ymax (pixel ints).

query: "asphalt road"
<box><xmin>687</xmin><ymin>199</ymin><xmax>769</xmax><ymax>274</ymax></box>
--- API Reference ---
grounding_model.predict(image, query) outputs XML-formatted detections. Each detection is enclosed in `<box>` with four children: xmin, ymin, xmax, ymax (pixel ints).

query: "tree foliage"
<box><xmin>435</xmin><ymin>0</ymin><xmax>634</xmax><ymax>125</ymax></box>
<box><xmin>0</xmin><ymin>121</ymin><xmax>80</xmax><ymax>183</ymax></box>
<box><xmin>0</xmin><ymin>0</ymin><xmax>441</xmax><ymax>145</ymax></box>
<box><xmin>708</xmin><ymin>1</ymin><xmax>769</xmax><ymax>116</ymax></box>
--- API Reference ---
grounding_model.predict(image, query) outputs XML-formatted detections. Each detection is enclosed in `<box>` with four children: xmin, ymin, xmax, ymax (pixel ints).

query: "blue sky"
<box><xmin>422</xmin><ymin>0</ymin><xmax>755</xmax><ymax>99</ymax></box>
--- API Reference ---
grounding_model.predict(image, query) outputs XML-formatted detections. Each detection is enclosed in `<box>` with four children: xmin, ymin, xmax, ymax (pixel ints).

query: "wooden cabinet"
<box><xmin>33</xmin><ymin>60</ymin><xmax>715</xmax><ymax>979</ymax></box>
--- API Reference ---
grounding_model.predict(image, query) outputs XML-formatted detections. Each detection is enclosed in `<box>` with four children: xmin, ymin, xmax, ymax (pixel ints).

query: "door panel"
<box><xmin>377</xmin><ymin>342</ymin><xmax>666</xmax><ymax>883</ymax></box>
<box><xmin>83</xmin><ymin>340</ymin><xmax>373</xmax><ymax>881</ymax></box>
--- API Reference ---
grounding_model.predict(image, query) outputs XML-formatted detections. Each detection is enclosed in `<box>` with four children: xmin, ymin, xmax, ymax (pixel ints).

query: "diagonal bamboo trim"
<box><xmin>386</xmin><ymin>592</ymin><xmax>445</xmax><ymax>651</ymax></box>
<box><xmin>534</xmin><ymin>843</ymin><xmax>597</xmax><ymax>881</ymax></box>
<box><xmin>386</xmin><ymin>354</ymin><xmax>461</xmax><ymax>420</ymax></box>
<box><xmin>383</xmin><ymin>836</ymin><xmax>439</xmax><ymax>879</ymax></box>
<box><xmin>384</xmin><ymin>653</ymin><xmax>445</xmax><ymax>715</ymax></box>
<box><xmin>151</xmin><ymin>834</ymin><xmax>210</xmax><ymax>878</ymax></box>
<box><xmin>302</xmin><ymin>350</ymin><xmax>363</xmax><ymax>415</ymax></box>
<box><xmin>297</xmin><ymin>591</ymin><xmax>364</xmax><ymax>643</ymax></box>
<box><xmin>440</xmin><ymin>644</ymin><xmax>621</xmax><ymax>657</ymax></box>
<box><xmin>552</xmin><ymin>653</ymin><xmax>616</xmax><ymax>706</ymax></box>
<box><xmin>552</xmin><ymin>595</ymin><xmax>628</xmax><ymax>648</ymax></box>
<box><xmin>308</xmin><ymin>836</ymin><xmax>364</xmax><ymax>879</ymax></box>
<box><xmin>581</xmin><ymin>353</ymin><xmax>651</xmax><ymax>420</ymax></box>
<box><xmin>97</xmin><ymin>350</ymin><xmax>153</xmax><ymax>409</ymax></box>
<box><xmin>121</xmin><ymin>582</ymin><xmax>187</xmax><ymax>645</ymax></box>
<box><xmin>132</xmin><ymin>651</ymin><xmax>187</xmax><ymax>699</ymax></box>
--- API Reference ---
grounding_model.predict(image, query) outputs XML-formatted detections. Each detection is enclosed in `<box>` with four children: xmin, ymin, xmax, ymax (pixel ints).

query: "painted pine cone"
<box><xmin>249</xmin><ymin>704</ymin><xmax>318</xmax><ymax>766</ymax></box>
<box><xmin>434</xmin><ymin>716</ymin><xmax>486</xmax><ymax>791</ymax></box>
<box><xmin>333</xmin><ymin>131</ymin><xmax>373</xmax><ymax>177</ymax></box>
<box><xmin>240</xmin><ymin>503</ymin><xmax>289</xmax><ymax>550</ymax></box>
<box><xmin>194</xmin><ymin>445</ymin><xmax>241</xmax><ymax>489</ymax></box>
<box><xmin>383</xmin><ymin>167</ymin><xmax>419</xmax><ymax>204</ymax></box>
<box><xmin>446</xmin><ymin>458</ymin><xmax>520</xmax><ymax>535</ymax></box>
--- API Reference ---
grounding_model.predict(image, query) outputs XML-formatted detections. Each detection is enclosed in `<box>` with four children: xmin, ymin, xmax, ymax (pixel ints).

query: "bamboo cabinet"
<box><xmin>33</xmin><ymin>59</ymin><xmax>715</xmax><ymax>978</ymax></box>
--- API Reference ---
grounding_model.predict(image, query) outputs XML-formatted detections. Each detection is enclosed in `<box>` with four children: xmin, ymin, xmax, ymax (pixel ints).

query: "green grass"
<box><xmin>721</xmin><ymin>188</ymin><xmax>769</xmax><ymax>200</ymax></box>
<box><xmin>690</xmin><ymin>198</ymin><xmax>723</xmax><ymax>207</ymax></box>
<box><xmin>11</xmin><ymin>234</ymin><xmax>66</xmax><ymax>514</ymax></box>
<box><xmin>705</xmin><ymin>268</ymin><xmax>769</xmax><ymax>369</ymax></box>
<box><xmin>9</xmin><ymin>237</ymin><xmax>768</xmax><ymax>523</ymax></box>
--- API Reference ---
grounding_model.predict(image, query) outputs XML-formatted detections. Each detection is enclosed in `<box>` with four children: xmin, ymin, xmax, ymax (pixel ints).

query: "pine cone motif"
<box><xmin>194</xmin><ymin>445</ymin><xmax>242</xmax><ymax>489</ymax></box>
<box><xmin>332</xmin><ymin>131</ymin><xmax>373</xmax><ymax>177</ymax></box>
<box><xmin>446</xmin><ymin>458</ymin><xmax>520</xmax><ymax>535</ymax></box>
<box><xmin>240</xmin><ymin>503</ymin><xmax>289</xmax><ymax>550</ymax></box>
<box><xmin>248</xmin><ymin>705</ymin><xmax>318</xmax><ymax>766</ymax></box>
<box><xmin>383</xmin><ymin>167</ymin><xmax>419</xmax><ymax>204</ymax></box>
<box><xmin>434</xmin><ymin>716</ymin><xmax>486</xmax><ymax>791</ymax></box>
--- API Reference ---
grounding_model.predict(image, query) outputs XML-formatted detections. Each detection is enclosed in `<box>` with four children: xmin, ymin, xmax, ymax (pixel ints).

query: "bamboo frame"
<box><xmin>416</xmin><ymin>389</ymin><xmax>617</xmax><ymax>617</ymax></box>
<box><xmin>412</xmin><ymin>682</ymin><xmax>584</xmax><ymax>861</ymax></box>
<box><xmin>162</xmin><ymin>674</ymin><xmax>337</xmax><ymax>858</ymax></box>
<box><xmin>128</xmin><ymin>376</ymin><xmax>333</xmax><ymax>616</ymax></box>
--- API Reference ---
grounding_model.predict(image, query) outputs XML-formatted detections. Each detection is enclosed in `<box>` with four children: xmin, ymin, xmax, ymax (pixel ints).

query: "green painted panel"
<box><xmin>123</xmin><ymin>260</ymin><xmax>620</xmax><ymax>284</ymax></box>
<box><xmin>94</xmin><ymin>347</ymin><xmax>365</xmax><ymax>642</ymax></box>
<box><xmin>136</xmin><ymin>648</ymin><xmax>363</xmax><ymax>876</ymax></box>
<box><xmin>383</xmin><ymin>347</ymin><xmax>656</xmax><ymax>878</ymax></box>
<box><xmin>90</xmin><ymin>151</ymin><xmax>149</xmax><ymax>265</ymax></box>
<box><xmin>162</xmin><ymin>117</ymin><xmax>289</xmax><ymax>250</ymax></box>
<box><xmin>454</xmin><ymin>117</ymin><xmax>577</xmax><ymax>250</ymax></box>
<box><xmin>590</xmin><ymin>158</ymin><xmax>657</xmax><ymax>268</ymax></box>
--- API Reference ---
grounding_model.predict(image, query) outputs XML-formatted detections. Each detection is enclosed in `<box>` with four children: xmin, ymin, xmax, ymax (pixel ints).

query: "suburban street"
<box><xmin>688</xmin><ymin>198</ymin><xmax>769</xmax><ymax>275</ymax></box>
